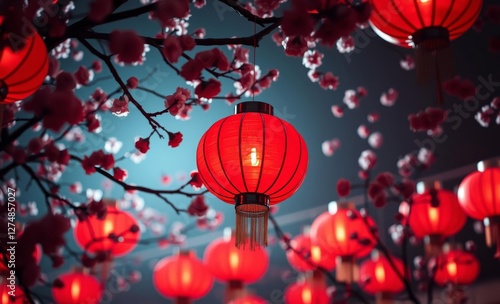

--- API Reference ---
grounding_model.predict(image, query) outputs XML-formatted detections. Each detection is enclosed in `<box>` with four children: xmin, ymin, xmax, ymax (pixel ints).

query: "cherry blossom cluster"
<box><xmin>475</xmin><ymin>97</ymin><xmax>500</xmax><ymax>127</ymax></box>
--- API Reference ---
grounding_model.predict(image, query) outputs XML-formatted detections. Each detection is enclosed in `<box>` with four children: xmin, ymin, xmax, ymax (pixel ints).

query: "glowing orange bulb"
<box><xmin>375</xmin><ymin>263</ymin><xmax>386</xmax><ymax>283</ymax></box>
<box><xmin>301</xmin><ymin>286</ymin><xmax>312</xmax><ymax>304</ymax></box>
<box><xmin>446</xmin><ymin>261</ymin><xmax>457</xmax><ymax>278</ymax></box>
<box><xmin>70</xmin><ymin>280</ymin><xmax>81</xmax><ymax>302</ymax></box>
<box><xmin>229</xmin><ymin>250</ymin><xmax>240</xmax><ymax>270</ymax></box>
<box><xmin>428</xmin><ymin>207</ymin><xmax>439</xmax><ymax>227</ymax></box>
<box><xmin>311</xmin><ymin>245</ymin><xmax>321</xmax><ymax>263</ymax></box>
<box><xmin>336</xmin><ymin>226</ymin><xmax>346</xmax><ymax>243</ymax></box>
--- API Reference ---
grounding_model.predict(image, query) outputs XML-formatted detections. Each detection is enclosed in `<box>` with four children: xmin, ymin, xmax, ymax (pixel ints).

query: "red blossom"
<box><xmin>189</xmin><ymin>171</ymin><xmax>203</xmax><ymax>188</ymax></box>
<box><xmin>135</xmin><ymin>137</ymin><xmax>150</xmax><ymax>154</ymax></box>
<box><xmin>88</xmin><ymin>0</ymin><xmax>113</xmax><ymax>22</ymax></box>
<box><xmin>153</xmin><ymin>0</ymin><xmax>190</xmax><ymax>27</ymax></box>
<box><xmin>168</xmin><ymin>132</ymin><xmax>183</xmax><ymax>148</ymax></box>
<box><xmin>179</xmin><ymin>34</ymin><xmax>196</xmax><ymax>51</ymax></box>
<box><xmin>336</xmin><ymin>179</ymin><xmax>351</xmax><ymax>197</ymax></box>
<box><xmin>187</xmin><ymin>195</ymin><xmax>208</xmax><ymax>216</ymax></box>
<box><xmin>109</xmin><ymin>30</ymin><xmax>145</xmax><ymax>64</ymax></box>
<box><xmin>126</xmin><ymin>77</ymin><xmax>139</xmax><ymax>89</ymax></box>
<box><xmin>281</xmin><ymin>8</ymin><xmax>315</xmax><ymax>37</ymax></box>
<box><xmin>180</xmin><ymin>59</ymin><xmax>204</xmax><ymax>81</ymax></box>
<box><xmin>375</xmin><ymin>172</ymin><xmax>394</xmax><ymax>187</ymax></box>
<box><xmin>113</xmin><ymin>167</ymin><xmax>128</xmax><ymax>181</ymax></box>
<box><xmin>162</xmin><ymin>35</ymin><xmax>183</xmax><ymax>63</ymax></box>
<box><xmin>194</xmin><ymin>79</ymin><xmax>221</xmax><ymax>99</ymax></box>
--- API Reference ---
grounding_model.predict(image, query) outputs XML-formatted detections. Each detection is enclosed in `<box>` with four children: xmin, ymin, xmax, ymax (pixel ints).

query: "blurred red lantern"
<box><xmin>0</xmin><ymin>277</ymin><xmax>26</xmax><ymax>304</ymax></box>
<box><xmin>458</xmin><ymin>159</ymin><xmax>500</xmax><ymax>258</ymax></box>
<box><xmin>284</xmin><ymin>279</ymin><xmax>331</xmax><ymax>304</ymax></box>
<box><xmin>286</xmin><ymin>227</ymin><xmax>336</xmax><ymax>273</ymax></box>
<box><xmin>433</xmin><ymin>248</ymin><xmax>480</xmax><ymax>286</ymax></box>
<box><xmin>74</xmin><ymin>199</ymin><xmax>140</xmax><ymax>257</ymax></box>
<box><xmin>359</xmin><ymin>252</ymin><xmax>406</xmax><ymax>304</ymax></box>
<box><xmin>228</xmin><ymin>294</ymin><xmax>267</xmax><ymax>304</ymax></box>
<box><xmin>197</xmin><ymin>101</ymin><xmax>308</xmax><ymax>249</ymax></box>
<box><xmin>0</xmin><ymin>22</ymin><xmax>48</xmax><ymax>104</ymax></box>
<box><xmin>52</xmin><ymin>268</ymin><xmax>102</xmax><ymax>304</ymax></box>
<box><xmin>369</xmin><ymin>0</ymin><xmax>482</xmax><ymax>102</ymax></box>
<box><xmin>310</xmin><ymin>202</ymin><xmax>377</xmax><ymax>283</ymax></box>
<box><xmin>204</xmin><ymin>228</ymin><xmax>269</xmax><ymax>302</ymax></box>
<box><xmin>153</xmin><ymin>250</ymin><xmax>213</xmax><ymax>304</ymax></box>
<box><xmin>404</xmin><ymin>181</ymin><xmax>466</xmax><ymax>257</ymax></box>
<box><xmin>0</xmin><ymin>244</ymin><xmax>41</xmax><ymax>274</ymax></box>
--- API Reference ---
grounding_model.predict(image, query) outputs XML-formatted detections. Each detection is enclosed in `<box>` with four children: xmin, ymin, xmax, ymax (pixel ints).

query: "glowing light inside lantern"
<box><xmin>104</xmin><ymin>220</ymin><xmax>114</xmax><ymax>236</ymax></box>
<box><xmin>71</xmin><ymin>280</ymin><xmax>80</xmax><ymax>301</ymax></box>
<box><xmin>2</xmin><ymin>290</ymin><xmax>8</xmax><ymax>303</ymax></box>
<box><xmin>311</xmin><ymin>245</ymin><xmax>321</xmax><ymax>263</ymax></box>
<box><xmin>250</xmin><ymin>148</ymin><xmax>259</xmax><ymax>166</ymax></box>
<box><xmin>181</xmin><ymin>266</ymin><xmax>192</xmax><ymax>285</ymax></box>
<box><xmin>428</xmin><ymin>207</ymin><xmax>439</xmax><ymax>227</ymax></box>
<box><xmin>229</xmin><ymin>251</ymin><xmax>239</xmax><ymax>271</ymax></box>
<box><xmin>447</xmin><ymin>261</ymin><xmax>457</xmax><ymax>277</ymax></box>
<box><xmin>375</xmin><ymin>263</ymin><xmax>386</xmax><ymax>283</ymax></box>
<box><xmin>301</xmin><ymin>286</ymin><xmax>312</xmax><ymax>304</ymax></box>
<box><xmin>336</xmin><ymin>226</ymin><xmax>346</xmax><ymax>243</ymax></box>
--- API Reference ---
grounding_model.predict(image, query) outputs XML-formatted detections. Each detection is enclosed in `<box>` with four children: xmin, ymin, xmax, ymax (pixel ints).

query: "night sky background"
<box><xmin>9</xmin><ymin>0</ymin><xmax>500</xmax><ymax>303</ymax></box>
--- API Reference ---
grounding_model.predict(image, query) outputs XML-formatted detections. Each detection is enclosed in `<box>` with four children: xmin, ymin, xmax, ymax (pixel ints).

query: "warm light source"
<box><xmin>52</xmin><ymin>268</ymin><xmax>102</xmax><ymax>304</ymax></box>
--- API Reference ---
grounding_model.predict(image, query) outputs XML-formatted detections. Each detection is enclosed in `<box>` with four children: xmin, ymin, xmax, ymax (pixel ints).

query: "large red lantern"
<box><xmin>0</xmin><ymin>20</ymin><xmax>48</xmax><ymax>104</ymax></box>
<box><xmin>196</xmin><ymin>101</ymin><xmax>308</xmax><ymax>249</ymax></box>
<box><xmin>359</xmin><ymin>252</ymin><xmax>406</xmax><ymax>304</ymax></box>
<box><xmin>51</xmin><ymin>268</ymin><xmax>103</xmax><ymax>304</ymax></box>
<box><xmin>286</xmin><ymin>227</ymin><xmax>336</xmax><ymax>273</ymax></box>
<box><xmin>433</xmin><ymin>248</ymin><xmax>480</xmax><ymax>286</ymax></box>
<box><xmin>153</xmin><ymin>250</ymin><xmax>213</xmax><ymax>304</ymax></box>
<box><xmin>284</xmin><ymin>279</ymin><xmax>331</xmax><ymax>304</ymax></box>
<box><xmin>404</xmin><ymin>181</ymin><xmax>466</xmax><ymax>257</ymax></box>
<box><xmin>0</xmin><ymin>277</ymin><xmax>26</xmax><ymax>304</ymax></box>
<box><xmin>310</xmin><ymin>202</ymin><xmax>377</xmax><ymax>283</ymax></box>
<box><xmin>369</xmin><ymin>0</ymin><xmax>482</xmax><ymax>101</ymax></box>
<box><xmin>204</xmin><ymin>228</ymin><xmax>269</xmax><ymax>302</ymax></box>
<box><xmin>458</xmin><ymin>159</ymin><xmax>500</xmax><ymax>258</ymax></box>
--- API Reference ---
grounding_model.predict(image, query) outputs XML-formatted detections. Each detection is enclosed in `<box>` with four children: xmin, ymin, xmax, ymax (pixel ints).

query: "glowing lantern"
<box><xmin>369</xmin><ymin>0</ymin><xmax>482</xmax><ymax>102</ymax></box>
<box><xmin>51</xmin><ymin>268</ymin><xmax>102</xmax><ymax>304</ymax></box>
<box><xmin>404</xmin><ymin>181</ymin><xmax>466</xmax><ymax>257</ymax></box>
<box><xmin>196</xmin><ymin>101</ymin><xmax>308</xmax><ymax>249</ymax></box>
<box><xmin>458</xmin><ymin>159</ymin><xmax>500</xmax><ymax>258</ymax></box>
<box><xmin>310</xmin><ymin>202</ymin><xmax>377</xmax><ymax>283</ymax></box>
<box><xmin>434</xmin><ymin>248</ymin><xmax>479</xmax><ymax>286</ymax></box>
<box><xmin>284</xmin><ymin>279</ymin><xmax>331</xmax><ymax>304</ymax></box>
<box><xmin>0</xmin><ymin>20</ymin><xmax>48</xmax><ymax>104</ymax></box>
<box><xmin>228</xmin><ymin>294</ymin><xmax>267</xmax><ymax>304</ymax></box>
<box><xmin>0</xmin><ymin>277</ymin><xmax>26</xmax><ymax>304</ymax></box>
<box><xmin>359</xmin><ymin>251</ymin><xmax>406</xmax><ymax>304</ymax></box>
<box><xmin>204</xmin><ymin>228</ymin><xmax>269</xmax><ymax>302</ymax></box>
<box><xmin>153</xmin><ymin>250</ymin><xmax>213</xmax><ymax>304</ymax></box>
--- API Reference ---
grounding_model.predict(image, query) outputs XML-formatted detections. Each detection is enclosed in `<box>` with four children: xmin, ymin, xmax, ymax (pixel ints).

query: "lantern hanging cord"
<box><xmin>252</xmin><ymin>14</ymin><xmax>257</xmax><ymax>102</ymax></box>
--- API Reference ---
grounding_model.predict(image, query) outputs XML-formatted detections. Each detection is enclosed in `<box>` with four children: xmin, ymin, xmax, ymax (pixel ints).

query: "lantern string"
<box><xmin>252</xmin><ymin>13</ymin><xmax>257</xmax><ymax>102</ymax></box>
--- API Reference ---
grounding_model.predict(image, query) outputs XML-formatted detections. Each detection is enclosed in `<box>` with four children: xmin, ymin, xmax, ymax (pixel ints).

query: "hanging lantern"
<box><xmin>369</xmin><ymin>0</ymin><xmax>482</xmax><ymax>103</ymax></box>
<box><xmin>284</xmin><ymin>279</ymin><xmax>331</xmax><ymax>304</ymax></box>
<box><xmin>51</xmin><ymin>268</ymin><xmax>103</xmax><ymax>304</ymax></box>
<box><xmin>403</xmin><ymin>181</ymin><xmax>466</xmax><ymax>257</ymax></box>
<box><xmin>359</xmin><ymin>251</ymin><xmax>406</xmax><ymax>304</ymax></box>
<box><xmin>0</xmin><ymin>277</ymin><xmax>26</xmax><ymax>304</ymax></box>
<box><xmin>310</xmin><ymin>201</ymin><xmax>377</xmax><ymax>284</ymax></box>
<box><xmin>286</xmin><ymin>226</ymin><xmax>336</xmax><ymax>285</ymax></box>
<box><xmin>196</xmin><ymin>101</ymin><xmax>308</xmax><ymax>249</ymax></box>
<box><xmin>74</xmin><ymin>199</ymin><xmax>140</xmax><ymax>284</ymax></box>
<box><xmin>458</xmin><ymin>159</ymin><xmax>500</xmax><ymax>258</ymax></box>
<box><xmin>433</xmin><ymin>245</ymin><xmax>479</xmax><ymax>304</ymax></box>
<box><xmin>153</xmin><ymin>250</ymin><xmax>213</xmax><ymax>304</ymax></box>
<box><xmin>0</xmin><ymin>20</ymin><xmax>48</xmax><ymax>104</ymax></box>
<box><xmin>228</xmin><ymin>294</ymin><xmax>267</xmax><ymax>304</ymax></box>
<box><xmin>204</xmin><ymin>228</ymin><xmax>269</xmax><ymax>302</ymax></box>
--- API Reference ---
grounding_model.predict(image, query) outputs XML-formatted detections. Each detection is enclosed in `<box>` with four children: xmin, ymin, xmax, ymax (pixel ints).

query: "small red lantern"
<box><xmin>369</xmin><ymin>0</ymin><xmax>482</xmax><ymax>102</ymax></box>
<box><xmin>359</xmin><ymin>251</ymin><xmax>406</xmax><ymax>304</ymax></box>
<box><xmin>0</xmin><ymin>21</ymin><xmax>48</xmax><ymax>104</ymax></box>
<box><xmin>204</xmin><ymin>228</ymin><xmax>269</xmax><ymax>302</ymax></box>
<box><xmin>153</xmin><ymin>250</ymin><xmax>213</xmax><ymax>304</ymax></box>
<box><xmin>197</xmin><ymin>101</ymin><xmax>308</xmax><ymax>249</ymax></box>
<box><xmin>310</xmin><ymin>202</ymin><xmax>377</xmax><ymax>283</ymax></box>
<box><xmin>284</xmin><ymin>279</ymin><xmax>331</xmax><ymax>304</ymax></box>
<box><xmin>228</xmin><ymin>294</ymin><xmax>267</xmax><ymax>304</ymax></box>
<box><xmin>51</xmin><ymin>268</ymin><xmax>102</xmax><ymax>304</ymax></box>
<box><xmin>404</xmin><ymin>181</ymin><xmax>466</xmax><ymax>257</ymax></box>
<box><xmin>0</xmin><ymin>277</ymin><xmax>26</xmax><ymax>304</ymax></box>
<box><xmin>433</xmin><ymin>248</ymin><xmax>479</xmax><ymax>286</ymax></box>
<box><xmin>286</xmin><ymin>226</ymin><xmax>336</xmax><ymax>274</ymax></box>
<box><xmin>458</xmin><ymin>159</ymin><xmax>500</xmax><ymax>258</ymax></box>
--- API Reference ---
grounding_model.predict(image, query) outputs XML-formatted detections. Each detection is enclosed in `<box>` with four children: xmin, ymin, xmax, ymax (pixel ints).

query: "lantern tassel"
<box><xmin>424</xmin><ymin>234</ymin><xmax>443</xmax><ymax>258</ymax></box>
<box><xmin>484</xmin><ymin>217</ymin><xmax>500</xmax><ymax>259</ymax></box>
<box><xmin>175</xmin><ymin>297</ymin><xmax>191</xmax><ymax>304</ymax></box>
<box><xmin>336</xmin><ymin>256</ymin><xmax>358</xmax><ymax>284</ymax></box>
<box><xmin>234</xmin><ymin>194</ymin><xmax>270</xmax><ymax>250</ymax></box>
<box><xmin>376</xmin><ymin>292</ymin><xmax>394</xmax><ymax>304</ymax></box>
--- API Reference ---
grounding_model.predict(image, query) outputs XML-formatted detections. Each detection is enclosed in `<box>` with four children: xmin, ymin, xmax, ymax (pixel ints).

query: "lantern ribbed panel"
<box><xmin>409</xmin><ymin>189</ymin><xmax>466</xmax><ymax>237</ymax></box>
<box><xmin>204</xmin><ymin>236</ymin><xmax>269</xmax><ymax>283</ymax></box>
<box><xmin>434</xmin><ymin>250</ymin><xmax>480</xmax><ymax>286</ymax></box>
<box><xmin>153</xmin><ymin>252</ymin><xmax>213</xmax><ymax>300</ymax></box>
<box><xmin>359</xmin><ymin>256</ymin><xmax>405</xmax><ymax>294</ymax></box>
<box><xmin>196</xmin><ymin>112</ymin><xmax>308</xmax><ymax>204</ymax></box>
<box><xmin>286</xmin><ymin>234</ymin><xmax>336</xmax><ymax>272</ymax></box>
<box><xmin>369</xmin><ymin>0</ymin><xmax>482</xmax><ymax>47</ymax></box>
<box><xmin>458</xmin><ymin>168</ymin><xmax>500</xmax><ymax>220</ymax></box>
<box><xmin>284</xmin><ymin>281</ymin><xmax>331</xmax><ymax>304</ymax></box>
<box><xmin>52</xmin><ymin>273</ymin><xmax>102</xmax><ymax>304</ymax></box>
<box><xmin>0</xmin><ymin>31</ymin><xmax>48</xmax><ymax>103</ymax></box>
<box><xmin>310</xmin><ymin>209</ymin><xmax>376</xmax><ymax>259</ymax></box>
<box><xmin>74</xmin><ymin>206</ymin><xmax>139</xmax><ymax>257</ymax></box>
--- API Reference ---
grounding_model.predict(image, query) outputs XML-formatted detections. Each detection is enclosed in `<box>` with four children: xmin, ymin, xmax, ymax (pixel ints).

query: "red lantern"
<box><xmin>284</xmin><ymin>279</ymin><xmax>331</xmax><ymax>304</ymax></box>
<box><xmin>0</xmin><ymin>244</ymin><xmax>41</xmax><ymax>274</ymax></box>
<box><xmin>197</xmin><ymin>101</ymin><xmax>308</xmax><ymax>249</ymax></box>
<box><xmin>359</xmin><ymin>252</ymin><xmax>406</xmax><ymax>304</ymax></box>
<box><xmin>310</xmin><ymin>202</ymin><xmax>377</xmax><ymax>283</ymax></box>
<box><xmin>204</xmin><ymin>228</ymin><xmax>269</xmax><ymax>302</ymax></box>
<box><xmin>369</xmin><ymin>0</ymin><xmax>482</xmax><ymax>101</ymax></box>
<box><xmin>458</xmin><ymin>159</ymin><xmax>500</xmax><ymax>257</ymax></box>
<box><xmin>0</xmin><ymin>277</ymin><xmax>26</xmax><ymax>304</ymax></box>
<box><xmin>228</xmin><ymin>294</ymin><xmax>267</xmax><ymax>304</ymax></box>
<box><xmin>286</xmin><ymin>227</ymin><xmax>336</xmax><ymax>273</ymax></box>
<box><xmin>404</xmin><ymin>181</ymin><xmax>466</xmax><ymax>257</ymax></box>
<box><xmin>433</xmin><ymin>249</ymin><xmax>480</xmax><ymax>286</ymax></box>
<box><xmin>153</xmin><ymin>250</ymin><xmax>213</xmax><ymax>304</ymax></box>
<box><xmin>74</xmin><ymin>199</ymin><xmax>140</xmax><ymax>257</ymax></box>
<box><xmin>0</xmin><ymin>22</ymin><xmax>48</xmax><ymax>104</ymax></box>
<box><xmin>51</xmin><ymin>268</ymin><xmax>102</xmax><ymax>304</ymax></box>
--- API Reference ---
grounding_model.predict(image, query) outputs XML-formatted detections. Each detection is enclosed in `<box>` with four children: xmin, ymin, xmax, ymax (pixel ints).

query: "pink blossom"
<box><xmin>307</xmin><ymin>70</ymin><xmax>320</xmax><ymax>82</ymax></box>
<box><xmin>113</xmin><ymin>167</ymin><xmax>128</xmax><ymax>181</ymax></box>
<box><xmin>380</xmin><ymin>88</ymin><xmax>398</xmax><ymax>106</ymax></box>
<box><xmin>135</xmin><ymin>137</ymin><xmax>150</xmax><ymax>154</ymax></box>
<box><xmin>161</xmin><ymin>175</ymin><xmax>172</xmax><ymax>185</ymax></box>
<box><xmin>319</xmin><ymin>72</ymin><xmax>339</xmax><ymax>90</ymax></box>
<box><xmin>88</xmin><ymin>0</ymin><xmax>113</xmax><ymax>22</ymax></box>
<box><xmin>127</xmin><ymin>77</ymin><xmax>139</xmax><ymax>89</ymax></box>
<box><xmin>284</xmin><ymin>36</ymin><xmax>308</xmax><ymax>57</ymax></box>
<box><xmin>194</xmin><ymin>0</ymin><xmax>206</xmax><ymax>8</ymax></box>
<box><xmin>302</xmin><ymin>50</ymin><xmax>324</xmax><ymax>69</ymax></box>
<box><xmin>400</xmin><ymin>55</ymin><xmax>415</xmax><ymax>71</ymax></box>
<box><xmin>187</xmin><ymin>195</ymin><xmax>208</xmax><ymax>216</ymax></box>
<box><xmin>417</xmin><ymin>148</ymin><xmax>436</xmax><ymax>168</ymax></box>
<box><xmin>331</xmin><ymin>105</ymin><xmax>344</xmax><ymax>118</ymax></box>
<box><xmin>357</xmin><ymin>125</ymin><xmax>370</xmax><ymax>139</ymax></box>
<box><xmin>343</xmin><ymin>89</ymin><xmax>359</xmax><ymax>109</ymax></box>
<box><xmin>367</xmin><ymin>112</ymin><xmax>380</xmax><ymax>123</ymax></box>
<box><xmin>375</xmin><ymin>172</ymin><xmax>394</xmax><ymax>187</ymax></box>
<box><xmin>368</xmin><ymin>132</ymin><xmax>383</xmax><ymax>149</ymax></box>
<box><xmin>109</xmin><ymin>30</ymin><xmax>145</xmax><ymax>64</ymax></box>
<box><xmin>180</xmin><ymin>59</ymin><xmax>204</xmax><ymax>81</ymax></box>
<box><xmin>193</xmin><ymin>28</ymin><xmax>206</xmax><ymax>39</ymax></box>
<box><xmin>491</xmin><ymin>97</ymin><xmax>500</xmax><ymax>109</ymax></box>
<box><xmin>281</xmin><ymin>8</ymin><xmax>315</xmax><ymax>37</ymax></box>
<box><xmin>110</xmin><ymin>96</ymin><xmax>130</xmax><ymax>117</ymax></box>
<box><xmin>179</xmin><ymin>35</ymin><xmax>196</xmax><ymax>51</ymax></box>
<box><xmin>153</xmin><ymin>0</ymin><xmax>190</xmax><ymax>27</ymax></box>
<box><xmin>69</xmin><ymin>182</ymin><xmax>82</xmax><ymax>194</ymax></box>
<box><xmin>168</xmin><ymin>132</ymin><xmax>183</xmax><ymax>148</ymax></box>
<box><xmin>357</xmin><ymin>86</ymin><xmax>368</xmax><ymax>97</ymax></box>
<box><xmin>443</xmin><ymin>76</ymin><xmax>476</xmax><ymax>99</ymax></box>
<box><xmin>233</xmin><ymin>47</ymin><xmax>249</xmax><ymax>64</ymax></box>
<box><xmin>322</xmin><ymin>138</ymin><xmax>341</xmax><ymax>157</ymax></box>
<box><xmin>162</xmin><ymin>35</ymin><xmax>183</xmax><ymax>63</ymax></box>
<box><xmin>408</xmin><ymin>107</ymin><xmax>447</xmax><ymax>132</ymax></box>
<box><xmin>358</xmin><ymin>150</ymin><xmax>377</xmax><ymax>170</ymax></box>
<box><xmin>165</xmin><ymin>87</ymin><xmax>190</xmax><ymax>116</ymax></box>
<box><xmin>272</xmin><ymin>32</ymin><xmax>285</xmax><ymax>46</ymax></box>
<box><xmin>194</xmin><ymin>79</ymin><xmax>221</xmax><ymax>99</ymax></box>
<box><xmin>336</xmin><ymin>36</ymin><xmax>355</xmax><ymax>53</ymax></box>
<box><xmin>337</xmin><ymin>179</ymin><xmax>351</xmax><ymax>197</ymax></box>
